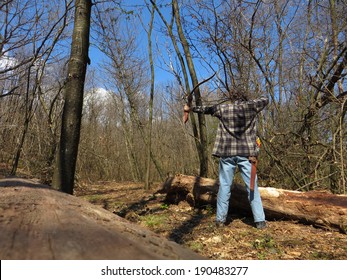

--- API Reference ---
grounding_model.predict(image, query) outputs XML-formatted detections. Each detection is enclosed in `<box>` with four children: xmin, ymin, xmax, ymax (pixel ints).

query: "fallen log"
<box><xmin>162</xmin><ymin>174</ymin><xmax>347</xmax><ymax>233</ymax></box>
<box><xmin>0</xmin><ymin>177</ymin><xmax>203</xmax><ymax>260</ymax></box>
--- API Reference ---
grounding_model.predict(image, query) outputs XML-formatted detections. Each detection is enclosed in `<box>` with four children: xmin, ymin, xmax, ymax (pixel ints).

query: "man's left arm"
<box><xmin>184</xmin><ymin>105</ymin><xmax>217</xmax><ymax>115</ymax></box>
<box><xmin>192</xmin><ymin>105</ymin><xmax>216</xmax><ymax>115</ymax></box>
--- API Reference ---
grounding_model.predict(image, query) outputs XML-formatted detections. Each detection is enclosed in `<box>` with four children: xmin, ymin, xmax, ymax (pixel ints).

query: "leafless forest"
<box><xmin>0</xmin><ymin>0</ymin><xmax>346</xmax><ymax>194</ymax></box>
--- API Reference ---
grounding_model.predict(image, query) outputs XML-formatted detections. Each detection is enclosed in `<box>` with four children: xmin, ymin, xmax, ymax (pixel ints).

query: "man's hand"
<box><xmin>183</xmin><ymin>104</ymin><xmax>191</xmax><ymax>123</ymax></box>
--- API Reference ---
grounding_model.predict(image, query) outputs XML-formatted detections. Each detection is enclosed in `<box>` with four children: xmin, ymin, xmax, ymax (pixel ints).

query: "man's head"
<box><xmin>228</xmin><ymin>87</ymin><xmax>249</xmax><ymax>102</ymax></box>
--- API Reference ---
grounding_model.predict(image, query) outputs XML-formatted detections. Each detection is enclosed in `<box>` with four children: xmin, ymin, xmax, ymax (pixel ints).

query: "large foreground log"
<box><xmin>0</xmin><ymin>177</ymin><xmax>203</xmax><ymax>260</ymax></box>
<box><xmin>163</xmin><ymin>174</ymin><xmax>347</xmax><ymax>232</ymax></box>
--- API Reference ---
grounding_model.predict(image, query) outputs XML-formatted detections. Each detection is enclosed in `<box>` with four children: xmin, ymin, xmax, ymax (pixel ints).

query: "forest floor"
<box><xmin>74</xmin><ymin>180</ymin><xmax>347</xmax><ymax>260</ymax></box>
<box><xmin>1</xmin><ymin>164</ymin><xmax>346</xmax><ymax>260</ymax></box>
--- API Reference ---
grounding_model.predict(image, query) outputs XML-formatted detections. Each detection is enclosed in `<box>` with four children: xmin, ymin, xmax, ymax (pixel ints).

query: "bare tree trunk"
<box><xmin>11</xmin><ymin>66</ymin><xmax>36</xmax><ymax>175</ymax></box>
<box><xmin>145</xmin><ymin>2</ymin><xmax>155</xmax><ymax>190</ymax></box>
<box><xmin>52</xmin><ymin>0</ymin><xmax>91</xmax><ymax>194</ymax></box>
<box><xmin>172</xmin><ymin>0</ymin><xmax>209</xmax><ymax>177</ymax></box>
<box><xmin>338</xmin><ymin>99</ymin><xmax>347</xmax><ymax>194</ymax></box>
<box><xmin>150</xmin><ymin>0</ymin><xmax>198</xmax><ymax>178</ymax></box>
<box><xmin>118</xmin><ymin>97</ymin><xmax>141</xmax><ymax>182</ymax></box>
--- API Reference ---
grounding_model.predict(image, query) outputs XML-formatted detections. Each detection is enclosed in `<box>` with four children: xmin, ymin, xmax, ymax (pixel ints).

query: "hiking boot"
<box><xmin>255</xmin><ymin>221</ymin><xmax>267</xmax><ymax>229</ymax></box>
<box><xmin>215</xmin><ymin>221</ymin><xmax>225</xmax><ymax>228</ymax></box>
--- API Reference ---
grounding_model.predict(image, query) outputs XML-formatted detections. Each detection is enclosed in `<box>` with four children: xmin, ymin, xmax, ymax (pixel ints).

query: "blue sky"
<box><xmin>87</xmin><ymin>1</ymin><xmax>172</xmax><ymax>84</ymax></box>
<box><xmin>87</xmin><ymin>0</ymin><xmax>212</xmax><ymax>88</ymax></box>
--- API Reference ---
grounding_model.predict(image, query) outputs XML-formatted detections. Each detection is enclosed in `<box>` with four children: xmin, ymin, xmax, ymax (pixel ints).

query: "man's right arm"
<box><xmin>254</xmin><ymin>96</ymin><xmax>269</xmax><ymax>111</ymax></box>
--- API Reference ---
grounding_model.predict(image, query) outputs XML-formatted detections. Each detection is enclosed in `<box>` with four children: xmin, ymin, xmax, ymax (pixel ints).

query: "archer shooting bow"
<box><xmin>183</xmin><ymin>74</ymin><xmax>261</xmax><ymax>192</ymax></box>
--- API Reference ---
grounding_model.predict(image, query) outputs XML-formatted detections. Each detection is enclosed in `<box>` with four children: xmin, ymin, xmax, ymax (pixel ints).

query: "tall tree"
<box><xmin>151</xmin><ymin>0</ymin><xmax>210</xmax><ymax>177</ymax></box>
<box><xmin>52</xmin><ymin>0</ymin><xmax>92</xmax><ymax>194</ymax></box>
<box><xmin>144</xmin><ymin>0</ymin><xmax>156</xmax><ymax>189</ymax></box>
<box><xmin>172</xmin><ymin>0</ymin><xmax>209</xmax><ymax>177</ymax></box>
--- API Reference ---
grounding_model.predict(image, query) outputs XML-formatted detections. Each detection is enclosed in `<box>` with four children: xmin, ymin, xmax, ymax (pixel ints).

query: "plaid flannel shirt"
<box><xmin>193</xmin><ymin>96</ymin><xmax>269</xmax><ymax>157</ymax></box>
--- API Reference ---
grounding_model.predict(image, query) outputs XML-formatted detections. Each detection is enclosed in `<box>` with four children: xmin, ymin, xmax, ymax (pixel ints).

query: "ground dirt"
<box><xmin>74</xmin><ymin>180</ymin><xmax>347</xmax><ymax>260</ymax></box>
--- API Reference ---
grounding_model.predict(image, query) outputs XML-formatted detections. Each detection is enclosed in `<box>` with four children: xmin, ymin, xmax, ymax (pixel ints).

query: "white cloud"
<box><xmin>0</xmin><ymin>55</ymin><xmax>16</xmax><ymax>71</ymax></box>
<box><xmin>84</xmin><ymin>87</ymin><xmax>111</xmax><ymax>104</ymax></box>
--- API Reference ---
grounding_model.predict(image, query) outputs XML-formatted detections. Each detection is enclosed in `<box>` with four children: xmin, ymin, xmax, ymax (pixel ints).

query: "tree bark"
<box><xmin>145</xmin><ymin>2</ymin><xmax>155</xmax><ymax>190</ymax></box>
<box><xmin>162</xmin><ymin>174</ymin><xmax>347</xmax><ymax>232</ymax></box>
<box><xmin>0</xmin><ymin>178</ymin><xmax>203</xmax><ymax>260</ymax></box>
<box><xmin>52</xmin><ymin>0</ymin><xmax>91</xmax><ymax>194</ymax></box>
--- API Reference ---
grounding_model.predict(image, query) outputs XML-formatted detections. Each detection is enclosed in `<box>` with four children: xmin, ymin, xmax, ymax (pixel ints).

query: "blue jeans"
<box><xmin>216</xmin><ymin>156</ymin><xmax>265</xmax><ymax>223</ymax></box>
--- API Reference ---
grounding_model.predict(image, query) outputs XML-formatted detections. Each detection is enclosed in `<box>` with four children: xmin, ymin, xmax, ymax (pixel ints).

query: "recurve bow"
<box><xmin>183</xmin><ymin>72</ymin><xmax>216</xmax><ymax>123</ymax></box>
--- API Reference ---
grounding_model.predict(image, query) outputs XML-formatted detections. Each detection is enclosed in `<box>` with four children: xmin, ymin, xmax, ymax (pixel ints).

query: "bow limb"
<box><xmin>182</xmin><ymin>72</ymin><xmax>216</xmax><ymax>124</ymax></box>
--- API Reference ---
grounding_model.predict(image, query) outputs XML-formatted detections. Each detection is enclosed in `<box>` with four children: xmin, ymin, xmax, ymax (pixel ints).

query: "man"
<box><xmin>184</xmin><ymin>95</ymin><xmax>269</xmax><ymax>229</ymax></box>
